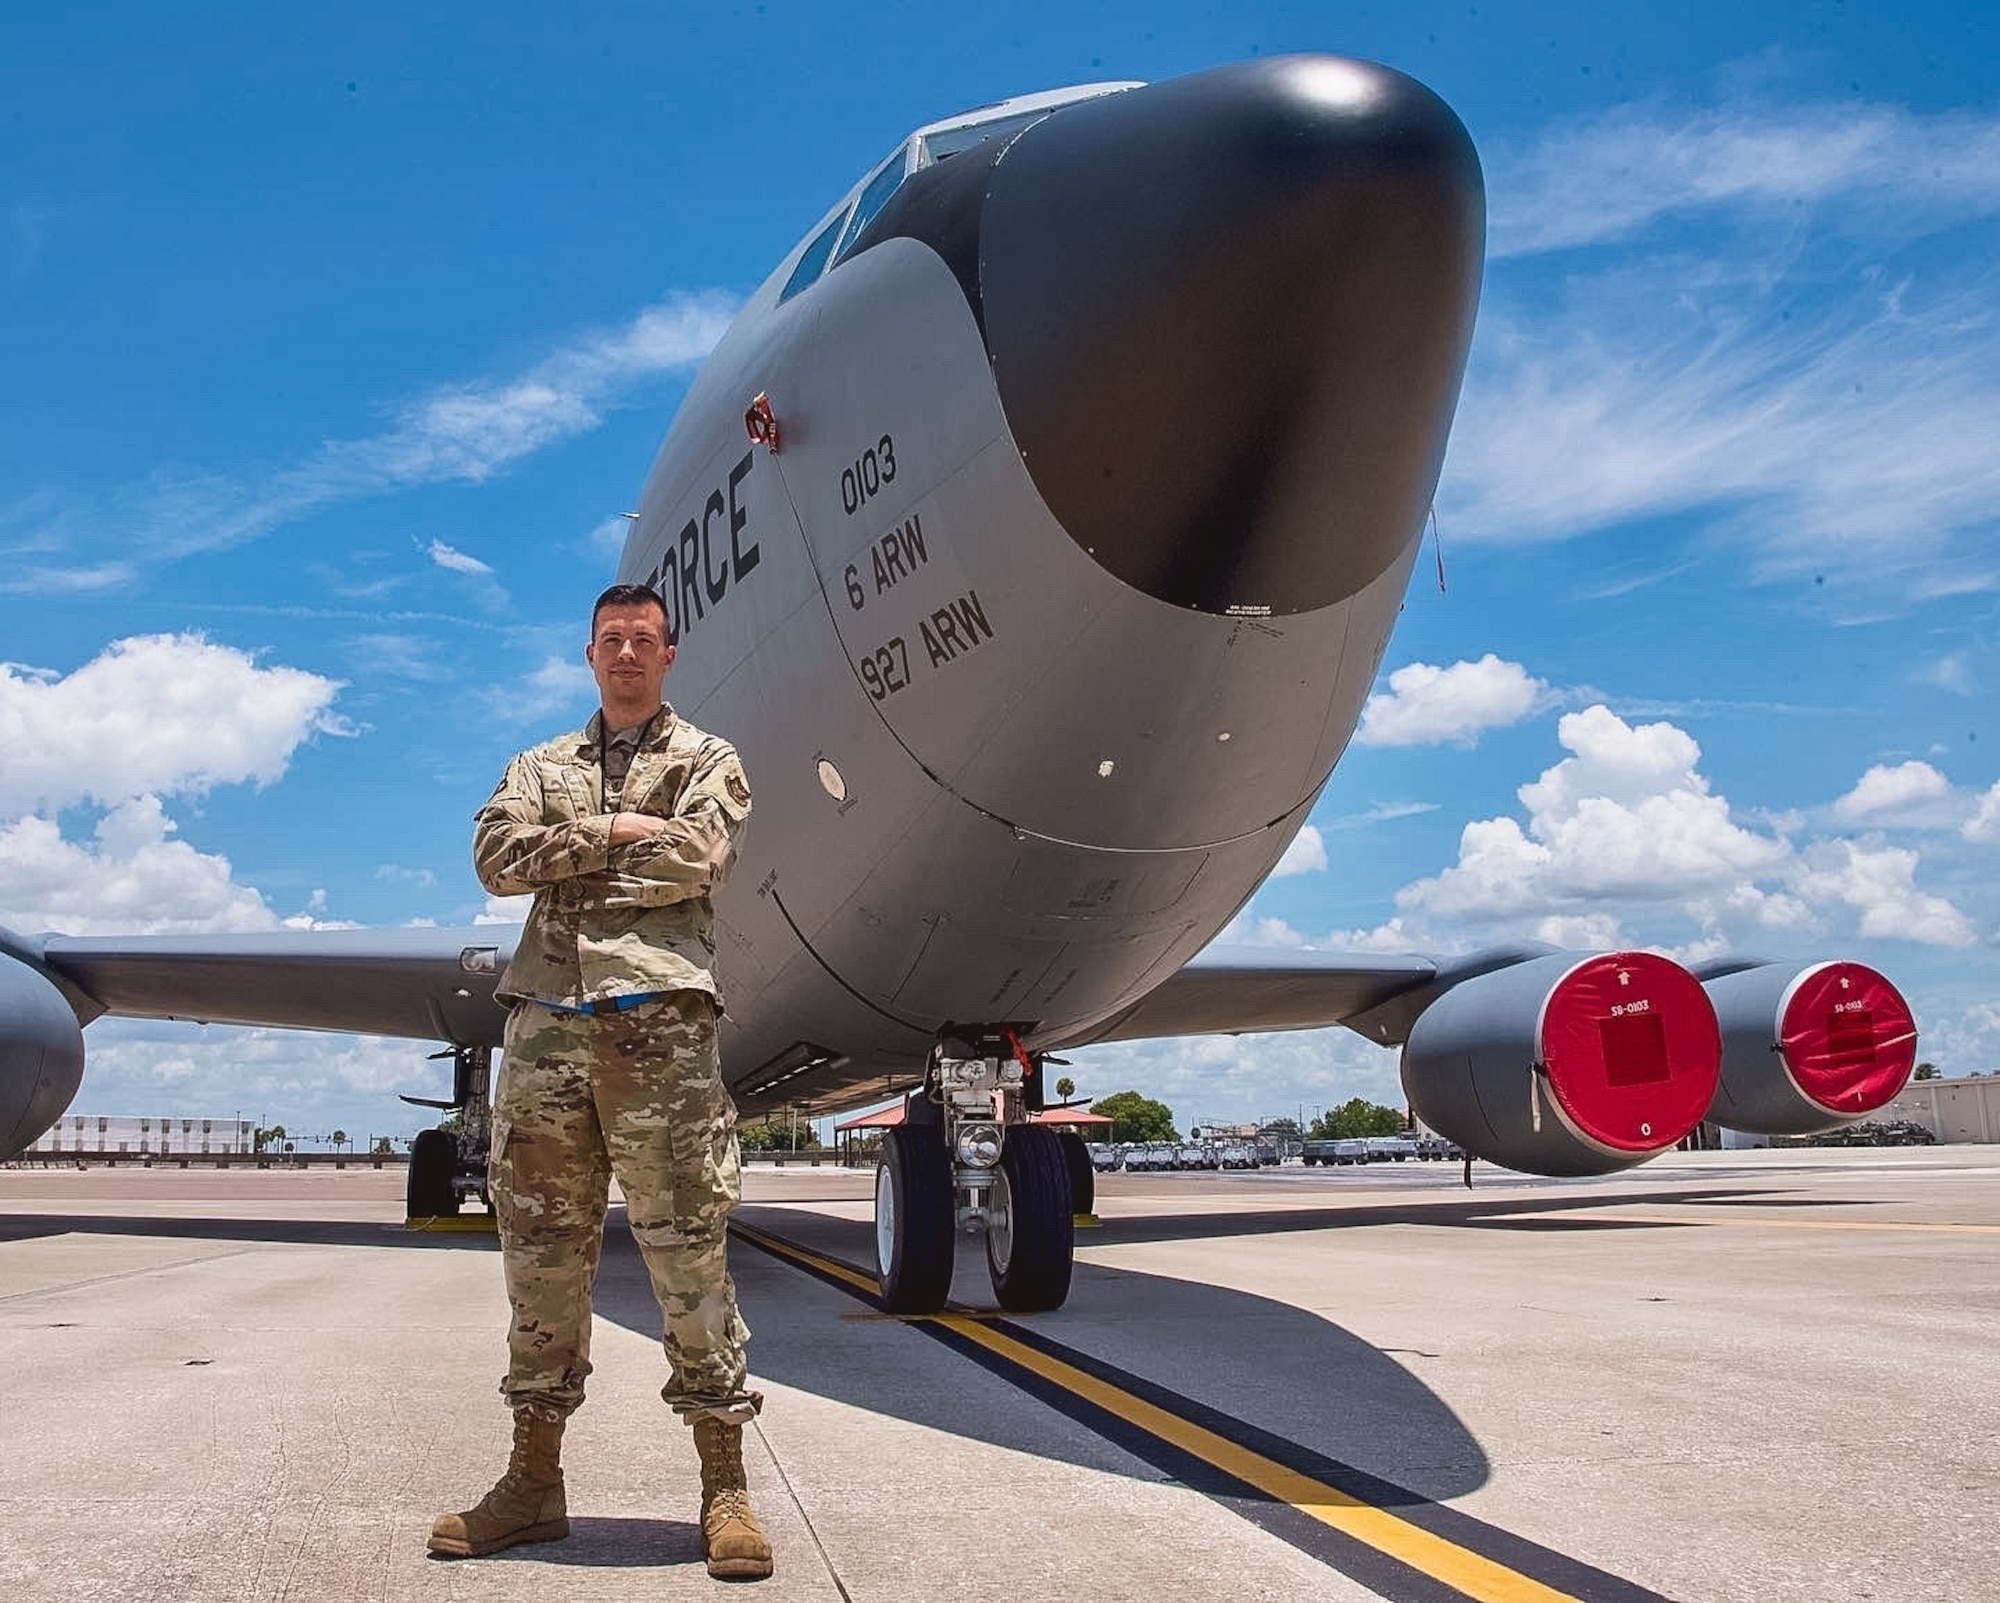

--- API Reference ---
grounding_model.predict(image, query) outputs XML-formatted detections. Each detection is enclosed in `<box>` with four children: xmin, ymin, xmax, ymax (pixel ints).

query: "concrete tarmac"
<box><xmin>1</xmin><ymin>1147</ymin><xmax>1995</xmax><ymax>1602</ymax></box>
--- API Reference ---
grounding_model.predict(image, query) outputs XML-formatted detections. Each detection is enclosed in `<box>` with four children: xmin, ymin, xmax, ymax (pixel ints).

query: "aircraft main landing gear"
<box><xmin>400</xmin><ymin>1044</ymin><xmax>495</xmax><ymax>1227</ymax></box>
<box><xmin>873</xmin><ymin>1028</ymin><xmax>1075</xmax><ymax>1315</ymax></box>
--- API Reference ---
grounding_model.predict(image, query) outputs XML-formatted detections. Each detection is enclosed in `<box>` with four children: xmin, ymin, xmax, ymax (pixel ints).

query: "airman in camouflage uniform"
<box><xmin>429</xmin><ymin>582</ymin><xmax>773</xmax><ymax>1580</ymax></box>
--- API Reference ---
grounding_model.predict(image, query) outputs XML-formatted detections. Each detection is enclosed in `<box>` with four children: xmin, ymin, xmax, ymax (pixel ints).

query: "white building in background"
<box><xmin>1882</xmin><ymin>1076</ymin><xmax>2000</xmax><ymax>1144</ymax></box>
<box><xmin>28</xmin><ymin>1114</ymin><xmax>256</xmax><ymax>1156</ymax></box>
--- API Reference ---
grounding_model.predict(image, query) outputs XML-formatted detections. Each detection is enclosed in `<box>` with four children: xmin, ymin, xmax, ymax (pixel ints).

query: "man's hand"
<box><xmin>608</xmin><ymin>811</ymin><xmax>669</xmax><ymax>846</ymax></box>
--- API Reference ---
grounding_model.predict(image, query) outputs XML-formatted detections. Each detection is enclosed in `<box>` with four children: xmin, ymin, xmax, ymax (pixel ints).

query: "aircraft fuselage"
<box><xmin>614</xmin><ymin>57</ymin><xmax>1485</xmax><ymax>1113</ymax></box>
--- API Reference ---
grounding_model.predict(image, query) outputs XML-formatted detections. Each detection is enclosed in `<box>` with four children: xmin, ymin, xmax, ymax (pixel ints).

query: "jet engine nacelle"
<box><xmin>1697</xmin><ymin>960</ymin><xmax>1917</xmax><ymax>1136</ymax></box>
<box><xmin>1401</xmin><ymin>952</ymin><xmax>1721</xmax><ymax>1177</ymax></box>
<box><xmin>0</xmin><ymin>956</ymin><xmax>87</xmax><ymax>1162</ymax></box>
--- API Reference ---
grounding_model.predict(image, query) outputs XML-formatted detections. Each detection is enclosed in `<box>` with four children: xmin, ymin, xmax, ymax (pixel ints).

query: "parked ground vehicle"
<box><xmin>1300</xmin><ymin>1138</ymin><xmax>1372</xmax><ymax>1166</ymax></box>
<box><xmin>1811</xmin><ymin>1120</ymin><xmax>1936</xmax><ymax>1147</ymax></box>
<box><xmin>1365</xmin><ymin>1137</ymin><xmax>1418</xmax><ymax>1162</ymax></box>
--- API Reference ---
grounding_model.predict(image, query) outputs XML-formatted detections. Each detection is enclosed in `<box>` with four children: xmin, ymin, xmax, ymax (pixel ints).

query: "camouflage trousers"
<box><xmin>490</xmin><ymin>992</ymin><xmax>759</xmax><ymax>1427</ymax></box>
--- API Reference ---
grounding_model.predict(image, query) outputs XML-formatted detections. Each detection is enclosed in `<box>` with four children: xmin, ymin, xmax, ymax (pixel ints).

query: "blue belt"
<box><xmin>538</xmin><ymin>992</ymin><xmax>664</xmax><ymax>1016</ymax></box>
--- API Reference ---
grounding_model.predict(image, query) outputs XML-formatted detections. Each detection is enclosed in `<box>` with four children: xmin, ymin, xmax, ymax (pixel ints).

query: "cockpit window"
<box><xmin>916</xmin><ymin>109</ymin><xmax>1048</xmax><ymax>166</ymax></box>
<box><xmin>779</xmin><ymin>210</ymin><xmax>849</xmax><ymax>303</ymax></box>
<box><xmin>833</xmin><ymin>145</ymin><xmax>913</xmax><ymax>265</ymax></box>
<box><xmin>777</xmin><ymin>85</ymin><xmax>1137</xmax><ymax>304</ymax></box>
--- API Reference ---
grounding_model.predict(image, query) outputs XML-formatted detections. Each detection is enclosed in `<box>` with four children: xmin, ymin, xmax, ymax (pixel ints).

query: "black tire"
<box><xmin>1058</xmin><ymin>1129</ymin><xmax>1095</xmax><ymax>1215</ymax></box>
<box><xmin>875</xmin><ymin>1127</ymin><xmax>955</xmax><ymax>1314</ymax></box>
<box><xmin>985</xmin><ymin>1125</ymin><xmax>1074</xmax><ymax>1312</ymax></box>
<box><xmin>406</xmin><ymin>1128</ymin><xmax>460</xmax><ymax>1218</ymax></box>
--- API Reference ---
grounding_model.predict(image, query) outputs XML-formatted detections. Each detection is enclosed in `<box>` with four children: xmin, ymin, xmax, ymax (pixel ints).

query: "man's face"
<box><xmin>586</xmin><ymin>602</ymin><xmax>675</xmax><ymax>711</ymax></box>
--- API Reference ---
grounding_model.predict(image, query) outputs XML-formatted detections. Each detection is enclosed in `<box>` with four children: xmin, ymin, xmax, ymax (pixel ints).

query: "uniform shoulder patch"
<box><xmin>725</xmin><ymin>770</ymin><xmax>751</xmax><ymax>807</ymax></box>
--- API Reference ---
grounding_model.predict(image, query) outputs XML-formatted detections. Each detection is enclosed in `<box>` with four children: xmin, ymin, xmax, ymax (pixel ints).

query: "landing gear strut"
<box><xmin>873</xmin><ymin>1027</ymin><xmax>1074</xmax><ymax>1315</ymax></box>
<box><xmin>400</xmin><ymin>1044</ymin><xmax>494</xmax><ymax>1221</ymax></box>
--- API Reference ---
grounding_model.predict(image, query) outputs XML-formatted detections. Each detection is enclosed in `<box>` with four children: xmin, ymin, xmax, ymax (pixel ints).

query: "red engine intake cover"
<box><xmin>1540</xmin><ymin>952</ymin><xmax>1721</xmax><ymax>1154</ymax></box>
<box><xmin>1780</xmin><ymin>961</ymin><xmax>1917</xmax><ymax>1116</ymax></box>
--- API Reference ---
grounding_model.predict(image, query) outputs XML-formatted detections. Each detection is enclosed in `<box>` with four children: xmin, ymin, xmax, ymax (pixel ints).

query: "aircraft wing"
<box><xmin>1067</xmin><ymin>942</ymin><xmax>1561</xmax><ymax>1050</ymax></box>
<box><xmin>5</xmin><ymin>926</ymin><xmax>517</xmax><ymax>1047</ymax></box>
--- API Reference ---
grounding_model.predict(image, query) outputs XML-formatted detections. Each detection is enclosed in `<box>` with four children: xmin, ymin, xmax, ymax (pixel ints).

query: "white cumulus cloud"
<box><xmin>1792</xmin><ymin>840</ymin><xmax>1976</xmax><ymax>947</ymax></box>
<box><xmin>0</xmin><ymin>635</ymin><xmax>347</xmax><ymax>815</ymax></box>
<box><xmin>0</xmin><ymin>636</ymin><xmax>348</xmax><ymax>936</ymax></box>
<box><xmin>0</xmin><ymin>799</ymin><xmax>276</xmax><ymax>936</ymax></box>
<box><xmin>1270</xmin><ymin>825</ymin><xmax>1326</xmax><ymax>877</ymax></box>
<box><xmin>1965</xmin><ymin>784</ymin><xmax>2000</xmax><ymax>845</ymax></box>
<box><xmin>1834</xmin><ymin>761</ymin><xmax>1953</xmax><ymax>822</ymax></box>
<box><xmin>1401</xmin><ymin>706</ymin><xmax>1790</xmax><ymax>922</ymax></box>
<box><xmin>1360</xmin><ymin>705</ymin><xmax>1979</xmax><ymax>953</ymax></box>
<box><xmin>1356</xmin><ymin>655</ymin><xmax>1550</xmax><ymax>748</ymax></box>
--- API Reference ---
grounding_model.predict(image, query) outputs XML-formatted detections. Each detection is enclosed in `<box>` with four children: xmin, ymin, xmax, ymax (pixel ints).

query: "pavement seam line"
<box><xmin>1568</xmin><ymin>1212</ymin><xmax>2000</xmax><ymax>1234</ymax></box>
<box><xmin>752</xmin><ymin>1415</ymin><xmax>855</xmax><ymax>1602</ymax></box>
<box><xmin>0</xmin><ymin>1244</ymin><xmax>266</xmax><ymax>1304</ymax></box>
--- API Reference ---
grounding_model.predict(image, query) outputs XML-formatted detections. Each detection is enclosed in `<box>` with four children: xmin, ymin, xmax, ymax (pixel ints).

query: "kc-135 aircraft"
<box><xmin>0</xmin><ymin>57</ymin><xmax>1918</xmax><ymax>1313</ymax></box>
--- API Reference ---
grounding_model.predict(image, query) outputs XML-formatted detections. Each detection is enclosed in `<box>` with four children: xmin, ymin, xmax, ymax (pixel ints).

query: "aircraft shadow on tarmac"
<box><xmin>595</xmin><ymin>1205</ymin><xmax>1500</xmax><ymax>1506</ymax></box>
<box><xmin>1048</xmin><ymin>1184</ymin><xmax>1888</xmax><ymax>1246</ymax></box>
<box><xmin>0</xmin><ymin>1181</ymin><xmax>1871</xmax><ymax>1254</ymax></box>
<box><xmin>0</xmin><ymin>1212</ymin><xmax>496</xmax><ymax>1250</ymax></box>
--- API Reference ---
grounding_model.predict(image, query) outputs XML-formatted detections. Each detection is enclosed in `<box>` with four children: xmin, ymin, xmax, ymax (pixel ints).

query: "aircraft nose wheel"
<box><xmin>984</xmin><ymin>1124</ymin><xmax>1074</xmax><ymax>1311</ymax></box>
<box><xmin>875</xmin><ymin>1127</ymin><xmax>955</xmax><ymax>1313</ymax></box>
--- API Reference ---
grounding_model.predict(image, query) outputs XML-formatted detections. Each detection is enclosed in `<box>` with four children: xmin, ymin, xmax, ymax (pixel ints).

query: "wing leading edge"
<box><xmin>1065</xmin><ymin>942</ymin><xmax>1563</xmax><ymax>1050</ymax></box>
<box><xmin>4</xmin><ymin>926</ymin><xmax>517</xmax><ymax>1048</ymax></box>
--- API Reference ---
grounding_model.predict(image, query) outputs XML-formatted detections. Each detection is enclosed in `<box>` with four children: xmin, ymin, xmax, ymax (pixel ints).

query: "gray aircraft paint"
<box><xmin>616</xmin><ymin>224</ymin><xmax>1425</xmax><ymax>1112</ymax></box>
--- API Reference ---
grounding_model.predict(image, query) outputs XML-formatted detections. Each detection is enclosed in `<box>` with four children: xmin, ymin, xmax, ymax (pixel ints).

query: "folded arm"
<box><xmin>472</xmin><ymin>753</ymin><xmax>615</xmax><ymax>896</ymax></box>
<box><xmin>601</xmin><ymin>744</ymin><xmax>751</xmax><ymax>906</ymax></box>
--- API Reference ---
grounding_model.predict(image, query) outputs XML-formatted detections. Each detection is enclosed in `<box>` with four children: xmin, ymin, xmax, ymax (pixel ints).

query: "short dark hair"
<box><xmin>592</xmin><ymin>583</ymin><xmax>670</xmax><ymax>636</ymax></box>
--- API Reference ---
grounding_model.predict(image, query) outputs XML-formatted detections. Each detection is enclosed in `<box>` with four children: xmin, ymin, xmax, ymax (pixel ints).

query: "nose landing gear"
<box><xmin>872</xmin><ymin>1027</ymin><xmax>1075</xmax><ymax>1315</ymax></box>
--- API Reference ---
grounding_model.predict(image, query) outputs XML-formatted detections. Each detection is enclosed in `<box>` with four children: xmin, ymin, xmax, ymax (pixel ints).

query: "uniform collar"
<box><xmin>579</xmin><ymin>704</ymin><xmax>675</xmax><ymax>751</ymax></box>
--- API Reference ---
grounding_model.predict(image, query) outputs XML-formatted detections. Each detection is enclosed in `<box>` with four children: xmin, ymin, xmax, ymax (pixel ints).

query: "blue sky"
<box><xmin>4</xmin><ymin>2</ymin><xmax>1996</xmax><ymax>1143</ymax></box>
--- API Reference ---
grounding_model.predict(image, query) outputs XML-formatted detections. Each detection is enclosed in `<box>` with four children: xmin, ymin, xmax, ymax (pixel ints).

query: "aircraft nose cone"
<box><xmin>982</xmin><ymin>57</ymin><xmax>1484</xmax><ymax>616</ymax></box>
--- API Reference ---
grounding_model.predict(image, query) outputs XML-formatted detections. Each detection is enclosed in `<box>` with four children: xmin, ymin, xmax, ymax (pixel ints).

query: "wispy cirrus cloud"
<box><xmin>423</xmin><ymin>539</ymin><xmax>495</xmax><ymax>578</ymax></box>
<box><xmin>7</xmin><ymin>291</ymin><xmax>738</xmax><ymax>591</ymax></box>
<box><xmin>1442</xmin><ymin>93</ymin><xmax>2000</xmax><ymax>595</ymax></box>
<box><xmin>1488</xmin><ymin>100</ymin><xmax>2000</xmax><ymax>260</ymax></box>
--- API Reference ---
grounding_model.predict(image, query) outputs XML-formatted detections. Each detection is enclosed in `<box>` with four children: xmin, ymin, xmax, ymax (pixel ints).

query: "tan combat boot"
<box><xmin>692</xmin><ymin>1415</ymin><xmax>774</xmax><ymax>1580</ymax></box>
<box><xmin>427</xmin><ymin>1409</ymin><xmax>570</xmax><ymax>1558</ymax></box>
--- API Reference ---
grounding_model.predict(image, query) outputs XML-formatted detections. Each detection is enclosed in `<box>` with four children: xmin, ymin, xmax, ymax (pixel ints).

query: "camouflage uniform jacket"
<box><xmin>473</xmin><ymin>706</ymin><xmax>751</xmax><ymax>1011</ymax></box>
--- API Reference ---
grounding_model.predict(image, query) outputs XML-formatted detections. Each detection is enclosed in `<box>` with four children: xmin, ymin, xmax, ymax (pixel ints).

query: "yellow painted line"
<box><xmin>1557</xmin><ymin>1212</ymin><xmax>2000</xmax><ymax>1236</ymax></box>
<box><xmin>932</xmin><ymin>1312</ymin><xmax>1581</xmax><ymax>1603</ymax></box>
<box><xmin>732</xmin><ymin>1221</ymin><xmax>881</xmax><ymax>1296</ymax></box>
<box><xmin>732</xmin><ymin>1218</ymin><xmax>1586</xmax><ymax>1603</ymax></box>
<box><xmin>405</xmin><ymin>1213</ymin><xmax>498</xmax><ymax>1233</ymax></box>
